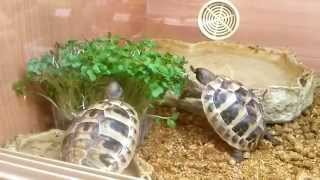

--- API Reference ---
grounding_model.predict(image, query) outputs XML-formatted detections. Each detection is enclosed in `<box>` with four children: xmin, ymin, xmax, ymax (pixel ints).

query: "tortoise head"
<box><xmin>190</xmin><ymin>66</ymin><xmax>217</xmax><ymax>85</ymax></box>
<box><xmin>105</xmin><ymin>80</ymin><xmax>123</xmax><ymax>100</ymax></box>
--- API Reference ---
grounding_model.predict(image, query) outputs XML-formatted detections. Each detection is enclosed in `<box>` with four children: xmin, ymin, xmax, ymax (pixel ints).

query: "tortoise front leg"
<box><xmin>231</xmin><ymin>149</ymin><xmax>245</xmax><ymax>163</ymax></box>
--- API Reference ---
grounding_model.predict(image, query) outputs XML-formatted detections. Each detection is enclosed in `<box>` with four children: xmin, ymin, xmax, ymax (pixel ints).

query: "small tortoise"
<box><xmin>191</xmin><ymin>66</ymin><xmax>279</xmax><ymax>161</ymax></box>
<box><xmin>62</xmin><ymin>81</ymin><xmax>141</xmax><ymax>172</ymax></box>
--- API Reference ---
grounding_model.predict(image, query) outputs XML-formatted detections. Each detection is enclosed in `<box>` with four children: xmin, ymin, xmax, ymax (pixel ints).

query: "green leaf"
<box><xmin>151</xmin><ymin>85</ymin><xmax>164</xmax><ymax>98</ymax></box>
<box><xmin>166</xmin><ymin>112</ymin><xmax>179</xmax><ymax>128</ymax></box>
<box><xmin>147</xmin><ymin>64</ymin><xmax>158</xmax><ymax>72</ymax></box>
<box><xmin>118</xmin><ymin>65</ymin><xmax>124</xmax><ymax>71</ymax></box>
<box><xmin>27</xmin><ymin>59</ymin><xmax>41</xmax><ymax>75</ymax></box>
<box><xmin>166</xmin><ymin>118</ymin><xmax>176</xmax><ymax>128</ymax></box>
<box><xmin>67</xmin><ymin>54</ymin><xmax>78</xmax><ymax>61</ymax></box>
<box><xmin>158</xmin><ymin>66</ymin><xmax>169</xmax><ymax>75</ymax></box>
<box><xmin>12</xmin><ymin>81</ymin><xmax>26</xmax><ymax>95</ymax></box>
<box><xmin>92</xmin><ymin>64</ymin><xmax>101</xmax><ymax>74</ymax></box>
<box><xmin>71</xmin><ymin>62</ymin><xmax>82</xmax><ymax>68</ymax></box>
<box><xmin>172</xmin><ymin>83</ymin><xmax>183</xmax><ymax>96</ymax></box>
<box><xmin>80</xmin><ymin>65</ymin><xmax>89</xmax><ymax>76</ymax></box>
<box><xmin>86</xmin><ymin>69</ymin><xmax>96</xmax><ymax>81</ymax></box>
<box><xmin>108</xmin><ymin>57</ymin><xmax>118</xmax><ymax>63</ymax></box>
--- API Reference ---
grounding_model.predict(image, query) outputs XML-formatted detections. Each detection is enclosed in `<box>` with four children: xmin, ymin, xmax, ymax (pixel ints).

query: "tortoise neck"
<box><xmin>202</xmin><ymin>73</ymin><xmax>217</xmax><ymax>85</ymax></box>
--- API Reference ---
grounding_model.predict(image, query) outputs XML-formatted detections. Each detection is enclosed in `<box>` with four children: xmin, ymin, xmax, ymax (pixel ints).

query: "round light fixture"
<box><xmin>198</xmin><ymin>0</ymin><xmax>240</xmax><ymax>40</ymax></box>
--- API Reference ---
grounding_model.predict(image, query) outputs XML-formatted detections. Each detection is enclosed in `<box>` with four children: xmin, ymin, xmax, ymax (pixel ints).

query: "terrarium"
<box><xmin>1</xmin><ymin>0</ymin><xmax>320</xmax><ymax>179</ymax></box>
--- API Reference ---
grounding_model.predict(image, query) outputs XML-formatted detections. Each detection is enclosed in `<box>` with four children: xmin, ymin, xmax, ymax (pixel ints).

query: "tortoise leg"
<box><xmin>263</xmin><ymin>131</ymin><xmax>281</xmax><ymax>146</ymax></box>
<box><xmin>231</xmin><ymin>149</ymin><xmax>244</xmax><ymax>163</ymax></box>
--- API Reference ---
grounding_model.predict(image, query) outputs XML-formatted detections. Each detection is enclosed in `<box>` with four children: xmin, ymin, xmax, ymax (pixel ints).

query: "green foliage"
<box><xmin>154</xmin><ymin>112</ymin><xmax>179</xmax><ymax>128</ymax></box>
<box><xmin>13</xmin><ymin>34</ymin><xmax>187</xmax><ymax>118</ymax></box>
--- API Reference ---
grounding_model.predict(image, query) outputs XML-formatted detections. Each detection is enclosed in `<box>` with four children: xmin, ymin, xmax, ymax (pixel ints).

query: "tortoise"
<box><xmin>191</xmin><ymin>66</ymin><xmax>280</xmax><ymax>161</ymax></box>
<box><xmin>61</xmin><ymin>81</ymin><xmax>143</xmax><ymax>173</ymax></box>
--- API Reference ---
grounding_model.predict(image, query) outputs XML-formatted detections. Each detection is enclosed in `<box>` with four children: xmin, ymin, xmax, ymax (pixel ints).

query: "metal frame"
<box><xmin>0</xmin><ymin>148</ymin><xmax>141</xmax><ymax>180</ymax></box>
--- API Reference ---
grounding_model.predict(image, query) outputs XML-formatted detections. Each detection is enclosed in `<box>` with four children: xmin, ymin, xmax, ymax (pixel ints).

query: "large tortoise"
<box><xmin>191</xmin><ymin>66</ymin><xmax>280</xmax><ymax>161</ymax></box>
<box><xmin>62</xmin><ymin>81</ymin><xmax>142</xmax><ymax>172</ymax></box>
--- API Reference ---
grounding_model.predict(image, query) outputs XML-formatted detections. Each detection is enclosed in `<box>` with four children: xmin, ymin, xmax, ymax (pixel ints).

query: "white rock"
<box><xmin>157</xmin><ymin>39</ymin><xmax>320</xmax><ymax>124</ymax></box>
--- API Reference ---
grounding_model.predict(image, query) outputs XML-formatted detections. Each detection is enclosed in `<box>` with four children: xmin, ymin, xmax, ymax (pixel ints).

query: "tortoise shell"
<box><xmin>61</xmin><ymin>99</ymin><xmax>140</xmax><ymax>173</ymax></box>
<box><xmin>201</xmin><ymin>76</ymin><xmax>265</xmax><ymax>151</ymax></box>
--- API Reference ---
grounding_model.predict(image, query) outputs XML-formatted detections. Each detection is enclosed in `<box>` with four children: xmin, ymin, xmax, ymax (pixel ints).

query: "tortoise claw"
<box><xmin>263</xmin><ymin>131</ymin><xmax>281</xmax><ymax>146</ymax></box>
<box><xmin>231</xmin><ymin>149</ymin><xmax>245</xmax><ymax>163</ymax></box>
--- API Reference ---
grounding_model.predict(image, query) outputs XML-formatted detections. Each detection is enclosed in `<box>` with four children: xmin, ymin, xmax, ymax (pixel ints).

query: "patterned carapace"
<box><xmin>201</xmin><ymin>76</ymin><xmax>265</xmax><ymax>151</ymax></box>
<box><xmin>62</xmin><ymin>99</ymin><xmax>140</xmax><ymax>173</ymax></box>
